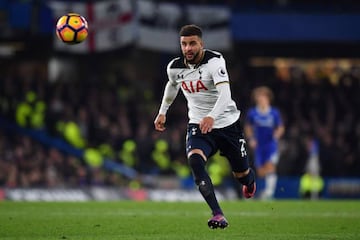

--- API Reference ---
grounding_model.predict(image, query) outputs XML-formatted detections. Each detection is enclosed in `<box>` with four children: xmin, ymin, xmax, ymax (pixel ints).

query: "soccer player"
<box><xmin>244</xmin><ymin>86</ymin><xmax>285</xmax><ymax>200</ymax></box>
<box><xmin>154</xmin><ymin>24</ymin><xmax>256</xmax><ymax>229</ymax></box>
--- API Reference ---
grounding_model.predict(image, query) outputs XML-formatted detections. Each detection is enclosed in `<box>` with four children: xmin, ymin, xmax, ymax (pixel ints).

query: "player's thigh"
<box><xmin>186</xmin><ymin>124</ymin><xmax>216</xmax><ymax>159</ymax></box>
<box><xmin>262</xmin><ymin>144</ymin><xmax>279</xmax><ymax>164</ymax></box>
<box><xmin>255</xmin><ymin>145</ymin><xmax>278</xmax><ymax>168</ymax></box>
<box><xmin>269</xmin><ymin>149</ymin><xmax>279</xmax><ymax>165</ymax></box>
<box><xmin>254</xmin><ymin>149</ymin><xmax>266</xmax><ymax>169</ymax></box>
<box><xmin>218</xmin><ymin>134</ymin><xmax>249</xmax><ymax>173</ymax></box>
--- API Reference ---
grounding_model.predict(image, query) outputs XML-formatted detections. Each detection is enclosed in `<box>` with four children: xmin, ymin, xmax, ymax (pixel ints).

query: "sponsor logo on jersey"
<box><xmin>181</xmin><ymin>80</ymin><xmax>208</xmax><ymax>93</ymax></box>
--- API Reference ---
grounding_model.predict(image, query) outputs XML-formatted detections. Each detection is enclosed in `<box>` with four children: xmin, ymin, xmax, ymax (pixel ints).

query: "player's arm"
<box><xmin>273</xmin><ymin>109</ymin><xmax>285</xmax><ymax>140</ymax></box>
<box><xmin>200</xmin><ymin>56</ymin><xmax>231</xmax><ymax>133</ymax></box>
<box><xmin>200</xmin><ymin>83</ymin><xmax>232</xmax><ymax>134</ymax></box>
<box><xmin>158</xmin><ymin>80</ymin><xmax>179</xmax><ymax>115</ymax></box>
<box><xmin>154</xmin><ymin>73</ymin><xmax>180</xmax><ymax>132</ymax></box>
<box><xmin>207</xmin><ymin>56</ymin><xmax>232</xmax><ymax>120</ymax></box>
<box><xmin>274</xmin><ymin>124</ymin><xmax>285</xmax><ymax>140</ymax></box>
<box><xmin>244</xmin><ymin>124</ymin><xmax>257</xmax><ymax>149</ymax></box>
<box><xmin>155</xmin><ymin>60</ymin><xmax>180</xmax><ymax>131</ymax></box>
<box><xmin>244</xmin><ymin>112</ymin><xmax>257</xmax><ymax>149</ymax></box>
<box><xmin>208</xmin><ymin>82</ymin><xmax>232</xmax><ymax>118</ymax></box>
<box><xmin>244</xmin><ymin>123</ymin><xmax>253</xmax><ymax>140</ymax></box>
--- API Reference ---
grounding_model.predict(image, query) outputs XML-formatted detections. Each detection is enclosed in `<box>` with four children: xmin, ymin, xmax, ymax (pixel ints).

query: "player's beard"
<box><xmin>185</xmin><ymin>50</ymin><xmax>200</xmax><ymax>64</ymax></box>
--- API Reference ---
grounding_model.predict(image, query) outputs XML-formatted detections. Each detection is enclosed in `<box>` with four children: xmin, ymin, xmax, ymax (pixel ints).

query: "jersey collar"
<box><xmin>183</xmin><ymin>49</ymin><xmax>205</xmax><ymax>69</ymax></box>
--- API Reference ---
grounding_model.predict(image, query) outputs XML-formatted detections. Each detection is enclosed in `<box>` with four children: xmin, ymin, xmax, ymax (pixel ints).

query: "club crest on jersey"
<box><xmin>181</xmin><ymin>80</ymin><xmax>208</xmax><ymax>93</ymax></box>
<box><xmin>191</xmin><ymin>127</ymin><xmax>197</xmax><ymax>135</ymax></box>
<box><xmin>218</xmin><ymin>67</ymin><xmax>227</xmax><ymax>77</ymax></box>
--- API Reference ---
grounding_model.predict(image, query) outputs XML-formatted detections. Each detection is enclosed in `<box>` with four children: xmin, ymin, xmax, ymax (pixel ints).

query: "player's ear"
<box><xmin>200</xmin><ymin>39</ymin><xmax>204</xmax><ymax>49</ymax></box>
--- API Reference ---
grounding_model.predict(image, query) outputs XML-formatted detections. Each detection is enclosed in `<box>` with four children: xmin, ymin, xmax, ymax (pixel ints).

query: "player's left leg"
<box><xmin>256</xmin><ymin>148</ymin><xmax>278</xmax><ymax>200</ymax></box>
<box><xmin>233</xmin><ymin>168</ymin><xmax>256</xmax><ymax>198</ymax></box>
<box><xmin>215</xmin><ymin>123</ymin><xmax>256</xmax><ymax>198</ymax></box>
<box><xmin>261</xmin><ymin>153</ymin><xmax>278</xmax><ymax>199</ymax></box>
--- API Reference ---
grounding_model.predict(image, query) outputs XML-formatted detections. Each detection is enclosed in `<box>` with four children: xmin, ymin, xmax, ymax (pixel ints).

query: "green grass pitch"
<box><xmin>1</xmin><ymin>200</ymin><xmax>359</xmax><ymax>240</ymax></box>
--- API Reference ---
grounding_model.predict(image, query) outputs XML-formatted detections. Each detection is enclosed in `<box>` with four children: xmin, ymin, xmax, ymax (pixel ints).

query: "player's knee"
<box><xmin>256</xmin><ymin>167</ymin><xmax>266</xmax><ymax>178</ymax></box>
<box><xmin>233</xmin><ymin>168</ymin><xmax>249</xmax><ymax>178</ymax></box>
<box><xmin>188</xmin><ymin>152</ymin><xmax>206</xmax><ymax>169</ymax></box>
<box><xmin>188</xmin><ymin>153</ymin><xmax>206</xmax><ymax>177</ymax></box>
<box><xmin>264</xmin><ymin>161</ymin><xmax>276</xmax><ymax>173</ymax></box>
<box><xmin>188</xmin><ymin>153</ymin><xmax>213</xmax><ymax>197</ymax></box>
<box><xmin>257</xmin><ymin>162</ymin><xmax>275</xmax><ymax>178</ymax></box>
<box><xmin>187</xmin><ymin>149</ymin><xmax>207</xmax><ymax>161</ymax></box>
<box><xmin>235</xmin><ymin>168</ymin><xmax>255</xmax><ymax>186</ymax></box>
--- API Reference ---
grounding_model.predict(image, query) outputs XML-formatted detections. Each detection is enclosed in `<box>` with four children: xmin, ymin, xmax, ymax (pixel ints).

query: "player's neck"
<box><xmin>185</xmin><ymin>49</ymin><xmax>205</xmax><ymax>68</ymax></box>
<box><xmin>257</xmin><ymin>105</ymin><xmax>270</xmax><ymax>113</ymax></box>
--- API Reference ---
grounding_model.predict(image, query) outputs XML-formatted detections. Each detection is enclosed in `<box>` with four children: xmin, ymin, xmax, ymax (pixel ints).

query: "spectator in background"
<box><xmin>299</xmin><ymin>134</ymin><xmax>324</xmax><ymax>199</ymax></box>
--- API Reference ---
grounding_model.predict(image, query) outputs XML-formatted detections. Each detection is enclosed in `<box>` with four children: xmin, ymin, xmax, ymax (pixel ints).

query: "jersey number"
<box><xmin>239</xmin><ymin>139</ymin><xmax>247</xmax><ymax>157</ymax></box>
<box><xmin>182</xmin><ymin>80</ymin><xmax>208</xmax><ymax>93</ymax></box>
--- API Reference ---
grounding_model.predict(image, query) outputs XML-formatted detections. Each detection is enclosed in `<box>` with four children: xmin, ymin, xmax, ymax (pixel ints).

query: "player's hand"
<box><xmin>154</xmin><ymin>114</ymin><xmax>166</xmax><ymax>131</ymax></box>
<box><xmin>248</xmin><ymin>138</ymin><xmax>257</xmax><ymax>149</ymax></box>
<box><xmin>199</xmin><ymin>116</ymin><xmax>214</xmax><ymax>134</ymax></box>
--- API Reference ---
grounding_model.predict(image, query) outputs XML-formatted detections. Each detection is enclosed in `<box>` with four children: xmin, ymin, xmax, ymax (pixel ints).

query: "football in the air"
<box><xmin>56</xmin><ymin>13</ymin><xmax>88</xmax><ymax>44</ymax></box>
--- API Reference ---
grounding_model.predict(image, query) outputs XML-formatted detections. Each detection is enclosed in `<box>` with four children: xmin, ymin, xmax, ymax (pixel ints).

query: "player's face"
<box><xmin>256</xmin><ymin>93</ymin><xmax>270</xmax><ymax>108</ymax></box>
<box><xmin>180</xmin><ymin>35</ymin><xmax>203</xmax><ymax>64</ymax></box>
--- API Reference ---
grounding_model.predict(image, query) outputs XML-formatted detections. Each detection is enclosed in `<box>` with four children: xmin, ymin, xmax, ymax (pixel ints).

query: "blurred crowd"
<box><xmin>1</xmin><ymin>51</ymin><xmax>360</xmax><ymax>188</ymax></box>
<box><xmin>0</xmin><ymin>131</ymin><xmax>88</xmax><ymax>187</ymax></box>
<box><xmin>266</xmin><ymin>59</ymin><xmax>360</xmax><ymax>177</ymax></box>
<box><xmin>0</xmin><ymin>52</ymin><xmax>191</xmax><ymax>188</ymax></box>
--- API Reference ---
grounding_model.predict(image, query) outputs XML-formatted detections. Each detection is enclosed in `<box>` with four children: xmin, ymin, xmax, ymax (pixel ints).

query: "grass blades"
<box><xmin>0</xmin><ymin>200</ymin><xmax>359</xmax><ymax>240</ymax></box>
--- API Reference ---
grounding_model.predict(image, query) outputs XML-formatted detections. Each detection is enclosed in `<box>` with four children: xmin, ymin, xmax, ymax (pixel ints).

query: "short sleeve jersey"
<box><xmin>166</xmin><ymin>49</ymin><xmax>240</xmax><ymax>128</ymax></box>
<box><xmin>246</xmin><ymin>107</ymin><xmax>282</xmax><ymax>146</ymax></box>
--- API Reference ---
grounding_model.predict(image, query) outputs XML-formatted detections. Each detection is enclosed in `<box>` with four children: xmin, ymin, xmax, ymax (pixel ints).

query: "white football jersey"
<box><xmin>167</xmin><ymin>49</ymin><xmax>240</xmax><ymax>128</ymax></box>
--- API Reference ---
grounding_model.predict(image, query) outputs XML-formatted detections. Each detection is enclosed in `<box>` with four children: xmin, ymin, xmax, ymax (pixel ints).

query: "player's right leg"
<box><xmin>186</xmin><ymin>124</ymin><xmax>228</xmax><ymax>229</ymax></box>
<box><xmin>217</xmin><ymin>127</ymin><xmax>256</xmax><ymax>199</ymax></box>
<box><xmin>260</xmin><ymin>161</ymin><xmax>277</xmax><ymax>200</ymax></box>
<box><xmin>233</xmin><ymin>168</ymin><xmax>256</xmax><ymax>198</ymax></box>
<box><xmin>257</xmin><ymin>149</ymin><xmax>278</xmax><ymax>200</ymax></box>
<box><xmin>207</xmin><ymin>213</ymin><xmax>229</xmax><ymax>229</ymax></box>
<box><xmin>187</xmin><ymin>149</ymin><xmax>229</xmax><ymax>229</ymax></box>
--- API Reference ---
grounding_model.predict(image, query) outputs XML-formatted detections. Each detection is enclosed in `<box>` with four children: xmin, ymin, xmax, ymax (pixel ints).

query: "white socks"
<box><xmin>263</xmin><ymin>173</ymin><xmax>277</xmax><ymax>199</ymax></box>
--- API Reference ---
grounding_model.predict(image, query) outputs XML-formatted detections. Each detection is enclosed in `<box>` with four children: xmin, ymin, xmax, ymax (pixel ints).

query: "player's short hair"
<box><xmin>252</xmin><ymin>86</ymin><xmax>274</xmax><ymax>102</ymax></box>
<box><xmin>179</xmin><ymin>24</ymin><xmax>202</xmax><ymax>38</ymax></box>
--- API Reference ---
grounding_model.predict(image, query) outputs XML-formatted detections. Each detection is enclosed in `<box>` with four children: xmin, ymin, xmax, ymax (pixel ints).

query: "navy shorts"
<box><xmin>186</xmin><ymin>119</ymin><xmax>249</xmax><ymax>173</ymax></box>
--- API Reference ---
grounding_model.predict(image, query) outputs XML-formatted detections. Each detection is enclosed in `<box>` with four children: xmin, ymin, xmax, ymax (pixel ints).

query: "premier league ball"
<box><xmin>56</xmin><ymin>13</ymin><xmax>88</xmax><ymax>44</ymax></box>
